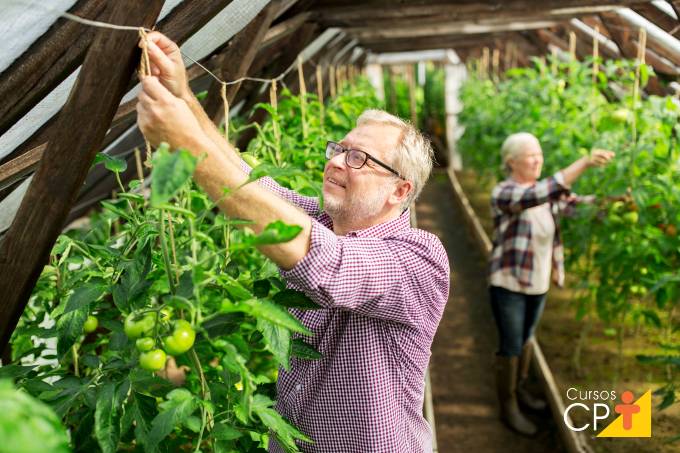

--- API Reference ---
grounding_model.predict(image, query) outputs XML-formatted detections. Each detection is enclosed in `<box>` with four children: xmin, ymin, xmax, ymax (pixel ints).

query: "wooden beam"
<box><xmin>314</xmin><ymin>0</ymin><xmax>652</xmax><ymax>25</ymax></box>
<box><xmin>632</xmin><ymin>3</ymin><xmax>680</xmax><ymax>39</ymax></box>
<box><xmin>204</xmin><ymin>1</ymin><xmax>281</xmax><ymax>123</ymax></box>
<box><xmin>344</xmin><ymin>19</ymin><xmax>559</xmax><ymax>40</ymax></box>
<box><xmin>323</xmin><ymin>6</ymin><xmax>622</xmax><ymax>30</ymax></box>
<box><xmin>236</xmin><ymin>23</ymin><xmax>320</xmax><ymax>150</ymax></box>
<box><xmin>0</xmin><ymin>145</ymin><xmax>45</xmax><ymax>192</ymax></box>
<box><xmin>261</xmin><ymin>12</ymin><xmax>313</xmax><ymax>47</ymax></box>
<box><xmin>360</xmin><ymin>33</ymin><xmax>509</xmax><ymax>53</ymax></box>
<box><xmin>0</xmin><ymin>0</ymin><xmax>165</xmax><ymax>352</ymax></box>
<box><xmin>599</xmin><ymin>12</ymin><xmax>671</xmax><ymax>94</ymax></box>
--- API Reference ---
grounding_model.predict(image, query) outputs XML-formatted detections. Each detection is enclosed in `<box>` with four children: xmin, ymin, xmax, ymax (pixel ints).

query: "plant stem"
<box><xmin>159</xmin><ymin>210</ymin><xmax>176</xmax><ymax>295</ymax></box>
<box><xmin>72</xmin><ymin>344</ymin><xmax>79</xmax><ymax>377</ymax></box>
<box><xmin>190</xmin><ymin>348</ymin><xmax>212</xmax><ymax>452</ymax></box>
<box><xmin>166</xmin><ymin>211</ymin><xmax>180</xmax><ymax>285</ymax></box>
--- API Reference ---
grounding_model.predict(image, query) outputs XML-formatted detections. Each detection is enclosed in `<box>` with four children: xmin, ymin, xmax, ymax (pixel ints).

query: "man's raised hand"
<box><xmin>139</xmin><ymin>32</ymin><xmax>189</xmax><ymax>100</ymax></box>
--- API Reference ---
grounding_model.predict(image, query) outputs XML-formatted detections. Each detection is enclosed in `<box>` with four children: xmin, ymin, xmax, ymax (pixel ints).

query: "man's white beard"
<box><xmin>324</xmin><ymin>183</ymin><xmax>392</xmax><ymax>226</ymax></box>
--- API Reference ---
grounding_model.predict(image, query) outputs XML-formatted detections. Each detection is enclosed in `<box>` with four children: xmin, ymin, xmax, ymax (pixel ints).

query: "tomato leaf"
<box><xmin>272</xmin><ymin>289</ymin><xmax>320</xmax><ymax>310</ymax></box>
<box><xmin>94</xmin><ymin>382</ymin><xmax>121</xmax><ymax>453</ymax></box>
<box><xmin>252</xmin><ymin>220</ymin><xmax>302</xmax><ymax>246</ymax></box>
<box><xmin>56</xmin><ymin>305</ymin><xmax>88</xmax><ymax>358</ymax></box>
<box><xmin>151</xmin><ymin>145</ymin><xmax>197</xmax><ymax>207</ymax></box>
<box><xmin>147</xmin><ymin>388</ymin><xmax>198</xmax><ymax>446</ymax></box>
<box><xmin>291</xmin><ymin>338</ymin><xmax>322</xmax><ymax>360</ymax></box>
<box><xmin>112</xmin><ymin>247</ymin><xmax>152</xmax><ymax>312</ymax></box>
<box><xmin>257</xmin><ymin>319</ymin><xmax>291</xmax><ymax>370</ymax></box>
<box><xmin>244</xmin><ymin>299</ymin><xmax>311</xmax><ymax>335</ymax></box>
<box><xmin>95</xmin><ymin>152</ymin><xmax>127</xmax><ymax>173</ymax></box>
<box><xmin>251</xmin><ymin>394</ymin><xmax>312</xmax><ymax>451</ymax></box>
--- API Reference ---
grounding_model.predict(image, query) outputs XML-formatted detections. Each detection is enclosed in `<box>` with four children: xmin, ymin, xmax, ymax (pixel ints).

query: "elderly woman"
<box><xmin>489</xmin><ymin>132</ymin><xmax>614</xmax><ymax>435</ymax></box>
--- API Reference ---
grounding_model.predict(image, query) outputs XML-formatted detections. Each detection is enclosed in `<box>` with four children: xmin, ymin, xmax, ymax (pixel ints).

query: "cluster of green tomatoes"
<box><xmin>123</xmin><ymin>309</ymin><xmax>196</xmax><ymax>371</ymax></box>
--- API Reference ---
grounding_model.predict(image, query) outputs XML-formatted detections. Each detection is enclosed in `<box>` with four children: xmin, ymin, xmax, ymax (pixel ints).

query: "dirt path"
<box><xmin>415</xmin><ymin>170</ymin><xmax>564</xmax><ymax>453</ymax></box>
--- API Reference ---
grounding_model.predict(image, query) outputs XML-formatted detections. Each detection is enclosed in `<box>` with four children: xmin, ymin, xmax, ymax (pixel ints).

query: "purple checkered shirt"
<box><xmin>241</xmin><ymin>161</ymin><xmax>450</xmax><ymax>452</ymax></box>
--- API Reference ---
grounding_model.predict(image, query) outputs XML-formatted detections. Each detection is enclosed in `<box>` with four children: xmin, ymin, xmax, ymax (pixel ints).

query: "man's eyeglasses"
<box><xmin>325</xmin><ymin>141</ymin><xmax>404</xmax><ymax>179</ymax></box>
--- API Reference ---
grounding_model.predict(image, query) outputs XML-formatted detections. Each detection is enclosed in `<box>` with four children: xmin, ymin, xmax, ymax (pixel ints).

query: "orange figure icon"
<box><xmin>615</xmin><ymin>391</ymin><xmax>640</xmax><ymax>430</ymax></box>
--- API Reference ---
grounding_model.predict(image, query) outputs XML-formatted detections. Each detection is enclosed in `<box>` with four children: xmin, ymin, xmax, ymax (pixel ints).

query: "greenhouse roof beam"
<box><xmin>360</xmin><ymin>33</ymin><xmax>510</xmax><ymax>54</ymax></box>
<box><xmin>313</xmin><ymin>0</ymin><xmax>651</xmax><ymax>26</ymax></box>
<box><xmin>0</xmin><ymin>0</ymin><xmax>165</xmax><ymax>354</ymax></box>
<box><xmin>598</xmin><ymin>12</ymin><xmax>669</xmax><ymax>94</ymax></box>
<box><xmin>344</xmin><ymin>19</ymin><xmax>559</xmax><ymax>41</ymax></box>
<box><xmin>203</xmin><ymin>1</ymin><xmax>281</xmax><ymax>123</ymax></box>
<box><xmin>567</xmin><ymin>19</ymin><xmax>621</xmax><ymax>59</ymax></box>
<box><xmin>319</xmin><ymin>6</ymin><xmax>626</xmax><ymax>30</ymax></box>
<box><xmin>633</xmin><ymin>3</ymin><xmax>680</xmax><ymax>38</ymax></box>
<box><xmin>613</xmin><ymin>8</ymin><xmax>680</xmax><ymax>64</ymax></box>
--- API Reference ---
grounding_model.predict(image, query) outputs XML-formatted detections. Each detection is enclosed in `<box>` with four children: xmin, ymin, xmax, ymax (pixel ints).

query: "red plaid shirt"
<box><xmin>489</xmin><ymin>171</ymin><xmax>583</xmax><ymax>290</ymax></box>
<box><xmin>243</xmin><ymin>162</ymin><xmax>450</xmax><ymax>452</ymax></box>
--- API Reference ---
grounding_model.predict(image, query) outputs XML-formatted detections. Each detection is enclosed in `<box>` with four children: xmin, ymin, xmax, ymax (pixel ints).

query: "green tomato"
<box><xmin>623</xmin><ymin>211</ymin><xmax>639</xmax><ymax>225</ymax></box>
<box><xmin>160</xmin><ymin>307</ymin><xmax>173</xmax><ymax>322</ymax></box>
<box><xmin>608</xmin><ymin>213</ymin><xmax>623</xmax><ymax>225</ymax></box>
<box><xmin>139</xmin><ymin>349</ymin><xmax>167</xmax><ymax>371</ymax></box>
<box><xmin>611</xmin><ymin>201</ymin><xmax>625</xmax><ymax>212</ymax></box>
<box><xmin>124</xmin><ymin>313</ymin><xmax>156</xmax><ymax>339</ymax></box>
<box><xmin>611</xmin><ymin>108</ymin><xmax>630</xmax><ymax>123</ymax></box>
<box><xmin>83</xmin><ymin>315</ymin><xmax>98</xmax><ymax>334</ymax></box>
<box><xmin>640</xmin><ymin>267</ymin><xmax>648</xmax><ymax>276</ymax></box>
<box><xmin>135</xmin><ymin>337</ymin><xmax>155</xmax><ymax>352</ymax></box>
<box><xmin>241</xmin><ymin>153</ymin><xmax>260</xmax><ymax>167</ymax></box>
<box><xmin>163</xmin><ymin>320</ymin><xmax>196</xmax><ymax>356</ymax></box>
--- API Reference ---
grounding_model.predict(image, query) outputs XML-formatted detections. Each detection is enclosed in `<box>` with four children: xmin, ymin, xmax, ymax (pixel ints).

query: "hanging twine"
<box><xmin>297</xmin><ymin>56</ymin><xmax>308</xmax><ymax>139</ymax></box>
<box><xmin>316</xmin><ymin>65</ymin><xmax>325</xmax><ymax>125</ymax></box>
<box><xmin>220</xmin><ymin>82</ymin><xmax>229</xmax><ymax>143</ymax></box>
<box><xmin>481</xmin><ymin>47</ymin><xmax>489</xmax><ymax>79</ymax></box>
<box><xmin>632</xmin><ymin>27</ymin><xmax>648</xmax><ymax>110</ymax></box>
<box><xmin>329</xmin><ymin>65</ymin><xmax>336</xmax><ymax>98</ymax></box>
<box><xmin>569</xmin><ymin>31</ymin><xmax>577</xmax><ymax>60</ymax></box>
<box><xmin>492</xmin><ymin>48</ymin><xmax>500</xmax><ymax>80</ymax></box>
<box><xmin>138</xmin><ymin>28</ymin><xmax>153</xmax><ymax>168</ymax></box>
<box><xmin>592</xmin><ymin>25</ymin><xmax>600</xmax><ymax>83</ymax></box>
<box><xmin>550</xmin><ymin>47</ymin><xmax>558</xmax><ymax>75</ymax></box>
<box><xmin>269</xmin><ymin>79</ymin><xmax>281</xmax><ymax>163</ymax></box>
<box><xmin>134</xmin><ymin>147</ymin><xmax>144</xmax><ymax>184</ymax></box>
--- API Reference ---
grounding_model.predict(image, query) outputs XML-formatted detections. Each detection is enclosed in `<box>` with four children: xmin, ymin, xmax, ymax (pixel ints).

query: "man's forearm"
<box><xmin>186</xmin><ymin>133</ymin><xmax>312</xmax><ymax>270</ymax></box>
<box><xmin>181</xmin><ymin>89</ymin><xmax>242</xmax><ymax>168</ymax></box>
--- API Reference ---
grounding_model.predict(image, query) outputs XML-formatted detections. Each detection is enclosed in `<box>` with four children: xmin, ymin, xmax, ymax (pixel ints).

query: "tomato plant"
<box><xmin>2</xmin><ymin>77</ymin><xmax>382</xmax><ymax>452</ymax></box>
<box><xmin>457</xmin><ymin>55</ymin><xmax>680</xmax><ymax>416</ymax></box>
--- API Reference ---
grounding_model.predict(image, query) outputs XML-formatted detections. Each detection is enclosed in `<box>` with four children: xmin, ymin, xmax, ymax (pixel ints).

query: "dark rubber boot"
<box><xmin>495</xmin><ymin>355</ymin><xmax>538</xmax><ymax>436</ymax></box>
<box><xmin>517</xmin><ymin>342</ymin><xmax>548</xmax><ymax>411</ymax></box>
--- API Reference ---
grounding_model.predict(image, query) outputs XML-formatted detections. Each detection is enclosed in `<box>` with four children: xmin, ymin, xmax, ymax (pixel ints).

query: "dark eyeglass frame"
<box><xmin>325</xmin><ymin>141</ymin><xmax>405</xmax><ymax>179</ymax></box>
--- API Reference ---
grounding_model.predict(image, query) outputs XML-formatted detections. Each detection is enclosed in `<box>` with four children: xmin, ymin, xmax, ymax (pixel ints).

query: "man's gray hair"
<box><xmin>501</xmin><ymin>132</ymin><xmax>540</xmax><ymax>174</ymax></box>
<box><xmin>356</xmin><ymin>109</ymin><xmax>433</xmax><ymax>208</ymax></box>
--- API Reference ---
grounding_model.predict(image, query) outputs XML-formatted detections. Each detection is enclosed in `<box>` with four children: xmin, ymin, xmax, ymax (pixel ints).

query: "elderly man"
<box><xmin>136</xmin><ymin>32</ymin><xmax>450</xmax><ymax>452</ymax></box>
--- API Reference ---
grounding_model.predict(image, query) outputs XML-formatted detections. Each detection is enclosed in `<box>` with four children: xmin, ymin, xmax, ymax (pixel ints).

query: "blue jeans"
<box><xmin>489</xmin><ymin>285</ymin><xmax>547</xmax><ymax>357</ymax></box>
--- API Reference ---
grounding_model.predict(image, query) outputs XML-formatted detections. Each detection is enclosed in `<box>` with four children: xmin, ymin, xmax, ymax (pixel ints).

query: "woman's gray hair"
<box><xmin>356</xmin><ymin>109</ymin><xmax>433</xmax><ymax>209</ymax></box>
<box><xmin>501</xmin><ymin>132</ymin><xmax>540</xmax><ymax>174</ymax></box>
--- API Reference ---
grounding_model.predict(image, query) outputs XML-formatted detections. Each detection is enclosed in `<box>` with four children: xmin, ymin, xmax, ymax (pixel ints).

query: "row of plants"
<box><xmin>0</xmin><ymin>74</ymin><xmax>382</xmax><ymax>452</ymax></box>
<box><xmin>457</xmin><ymin>56</ymin><xmax>680</xmax><ymax>421</ymax></box>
